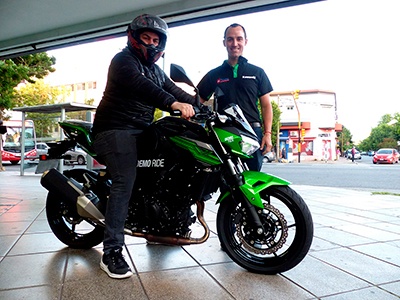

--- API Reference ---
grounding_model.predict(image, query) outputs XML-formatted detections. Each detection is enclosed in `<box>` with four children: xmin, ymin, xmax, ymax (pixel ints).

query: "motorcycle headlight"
<box><xmin>240</xmin><ymin>135</ymin><xmax>260</xmax><ymax>155</ymax></box>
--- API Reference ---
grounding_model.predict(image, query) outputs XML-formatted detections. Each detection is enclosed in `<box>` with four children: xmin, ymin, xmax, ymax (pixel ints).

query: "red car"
<box><xmin>372</xmin><ymin>148</ymin><xmax>399</xmax><ymax>164</ymax></box>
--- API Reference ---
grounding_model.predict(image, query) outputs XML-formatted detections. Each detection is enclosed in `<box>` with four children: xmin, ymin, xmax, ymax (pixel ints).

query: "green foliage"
<box><xmin>270</xmin><ymin>101</ymin><xmax>281</xmax><ymax>147</ymax></box>
<box><xmin>336</xmin><ymin>126</ymin><xmax>353</xmax><ymax>153</ymax></box>
<box><xmin>13</xmin><ymin>79</ymin><xmax>63</xmax><ymax>107</ymax></box>
<box><xmin>257</xmin><ymin>99</ymin><xmax>280</xmax><ymax>146</ymax></box>
<box><xmin>392</xmin><ymin>112</ymin><xmax>400</xmax><ymax>141</ymax></box>
<box><xmin>12</xmin><ymin>53</ymin><xmax>56</xmax><ymax>83</ymax></box>
<box><xmin>31</xmin><ymin>113</ymin><xmax>59</xmax><ymax>138</ymax></box>
<box><xmin>377</xmin><ymin>137</ymin><xmax>397</xmax><ymax>149</ymax></box>
<box><xmin>13</xmin><ymin>79</ymin><xmax>68</xmax><ymax>138</ymax></box>
<box><xmin>66</xmin><ymin>99</ymin><xmax>95</xmax><ymax>121</ymax></box>
<box><xmin>378</xmin><ymin>114</ymin><xmax>392</xmax><ymax>125</ymax></box>
<box><xmin>0</xmin><ymin>52</ymin><xmax>56</xmax><ymax>118</ymax></box>
<box><xmin>358</xmin><ymin>113</ymin><xmax>400</xmax><ymax>151</ymax></box>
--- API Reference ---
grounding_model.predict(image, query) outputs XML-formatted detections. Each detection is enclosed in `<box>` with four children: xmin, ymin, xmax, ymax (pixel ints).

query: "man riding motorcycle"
<box><xmin>92</xmin><ymin>14</ymin><xmax>196</xmax><ymax>279</ymax></box>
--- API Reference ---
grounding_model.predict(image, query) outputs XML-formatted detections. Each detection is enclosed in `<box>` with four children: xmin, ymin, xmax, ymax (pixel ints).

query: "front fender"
<box><xmin>217</xmin><ymin>171</ymin><xmax>291</xmax><ymax>209</ymax></box>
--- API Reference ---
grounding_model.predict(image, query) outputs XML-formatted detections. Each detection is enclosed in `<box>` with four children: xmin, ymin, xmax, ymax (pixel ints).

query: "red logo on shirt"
<box><xmin>216</xmin><ymin>78</ymin><xmax>229</xmax><ymax>84</ymax></box>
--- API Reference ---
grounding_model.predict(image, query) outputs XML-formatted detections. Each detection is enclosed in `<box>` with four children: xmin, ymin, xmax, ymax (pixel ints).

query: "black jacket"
<box><xmin>92</xmin><ymin>47</ymin><xmax>195</xmax><ymax>135</ymax></box>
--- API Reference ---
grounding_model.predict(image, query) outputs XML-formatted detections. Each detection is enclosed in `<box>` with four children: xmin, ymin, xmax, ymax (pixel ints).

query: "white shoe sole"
<box><xmin>100</xmin><ymin>260</ymin><xmax>133</xmax><ymax>279</ymax></box>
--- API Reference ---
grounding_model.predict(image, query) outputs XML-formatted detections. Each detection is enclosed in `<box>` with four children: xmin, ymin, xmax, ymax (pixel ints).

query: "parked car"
<box><xmin>372</xmin><ymin>148</ymin><xmax>399</xmax><ymax>164</ymax></box>
<box><xmin>367</xmin><ymin>150</ymin><xmax>375</xmax><ymax>156</ymax></box>
<box><xmin>263</xmin><ymin>151</ymin><xmax>276</xmax><ymax>163</ymax></box>
<box><xmin>36</xmin><ymin>142</ymin><xmax>50</xmax><ymax>156</ymax></box>
<box><xmin>64</xmin><ymin>146</ymin><xmax>87</xmax><ymax>165</ymax></box>
<box><xmin>28</xmin><ymin>142</ymin><xmax>49</xmax><ymax>160</ymax></box>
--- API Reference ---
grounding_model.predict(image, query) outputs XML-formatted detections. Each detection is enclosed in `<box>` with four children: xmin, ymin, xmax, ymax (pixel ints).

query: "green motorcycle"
<box><xmin>40</xmin><ymin>64</ymin><xmax>313</xmax><ymax>274</ymax></box>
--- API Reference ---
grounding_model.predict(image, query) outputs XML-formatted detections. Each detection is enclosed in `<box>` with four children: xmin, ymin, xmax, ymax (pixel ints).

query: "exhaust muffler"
<box><xmin>41</xmin><ymin>168</ymin><xmax>105</xmax><ymax>222</ymax></box>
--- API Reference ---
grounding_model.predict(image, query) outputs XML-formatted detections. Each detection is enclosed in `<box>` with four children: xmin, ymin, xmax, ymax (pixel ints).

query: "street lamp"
<box><xmin>292</xmin><ymin>90</ymin><xmax>301</xmax><ymax>163</ymax></box>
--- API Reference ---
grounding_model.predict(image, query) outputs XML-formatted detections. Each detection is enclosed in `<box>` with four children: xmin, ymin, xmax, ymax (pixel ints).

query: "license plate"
<box><xmin>35</xmin><ymin>159</ymin><xmax>60</xmax><ymax>174</ymax></box>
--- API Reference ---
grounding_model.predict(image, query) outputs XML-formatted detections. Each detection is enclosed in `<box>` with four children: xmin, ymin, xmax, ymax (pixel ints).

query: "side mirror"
<box><xmin>213</xmin><ymin>87</ymin><xmax>226</xmax><ymax>112</ymax></box>
<box><xmin>170</xmin><ymin>63</ymin><xmax>201</xmax><ymax>107</ymax></box>
<box><xmin>170</xmin><ymin>64</ymin><xmax>194</xmax><ymax>88</ymax></box>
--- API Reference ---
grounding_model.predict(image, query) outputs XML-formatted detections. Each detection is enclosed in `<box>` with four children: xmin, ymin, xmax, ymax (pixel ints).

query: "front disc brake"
<box><xmin>236</xmin><ymin>203</ymin><xmax>288</xmax><ymax>255</ymax></box>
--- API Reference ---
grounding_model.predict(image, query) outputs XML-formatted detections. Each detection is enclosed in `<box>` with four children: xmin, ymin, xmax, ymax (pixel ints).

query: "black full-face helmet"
<box><xmin>127</xmin><ymin>14</ymin><xmax>168</xmax><ymax>65</ymax></box>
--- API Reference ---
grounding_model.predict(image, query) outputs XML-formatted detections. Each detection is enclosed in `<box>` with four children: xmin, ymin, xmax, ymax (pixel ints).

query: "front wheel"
<box><xmin>217</xmin><ymin>185</ymin><xmax>313</xmax><ymax>274</ymax></box>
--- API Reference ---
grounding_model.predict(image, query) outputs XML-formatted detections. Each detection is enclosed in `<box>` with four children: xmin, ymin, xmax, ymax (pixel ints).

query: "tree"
<box><xmin>377</xmin><ymin>137</ymin><xmax>397</xmax><ymax>149</ymax></box>
<box><xmin>256</xmin><ymin>98</ymin><xmax>280</xmax><ymax>155</ymax></box>
<box><xmin>336</xmin><ymin>126</ymin><xmax>353</xmax><ymax>154</ymax></box>
<box><xmin>378</xmin><ymin>114</ymin><xmax>392</xmax><ymax>126</ymax></box>
<box><xmin>358</xmin><ymin>113</ymin><xmax>399</xmax><ymax>151</ymax></box>
<box><xmin>391</xmin><ymin>112</ymin><xmax>400</xmax><ymax>142</ymax></box>
<box><xmin>0</xmin><ymin>53</ymin><xmax>56</xmax><ymax>119</ymax></box>
<box><xmin>13</xmin><ymin>80</ymin><xmax>69</xmax><ymax>138</ymax></box>
<box><xmin>271</xmin><ymin>100</ymin><xmax>281</xmax><ymax>148</ymax></box>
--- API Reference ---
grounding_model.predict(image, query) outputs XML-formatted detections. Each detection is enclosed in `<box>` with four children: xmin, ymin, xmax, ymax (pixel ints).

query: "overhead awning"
<box><xmin>13</xmin><ymin>102</ymin><xmax>96</xmax><ymax>114</ymax></box>
<box><xmin>0</xmin><ymin>0</ymin><xmax>324</xmax><ymax>59</ymax></box>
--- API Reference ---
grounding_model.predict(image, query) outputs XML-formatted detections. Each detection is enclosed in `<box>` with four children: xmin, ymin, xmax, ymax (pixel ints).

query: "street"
<box><xmin>262</xmin><ymin>156</ymin><xmax>400</xmax><ymax>193</ymax></box>
<box><xmin>2</xmin><ymin>155</ymin><xmax>400</xmax><ymax>194</ymax></box>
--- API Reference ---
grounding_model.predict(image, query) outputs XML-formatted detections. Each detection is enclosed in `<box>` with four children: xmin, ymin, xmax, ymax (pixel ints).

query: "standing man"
<box><xmin>197</xmin><ymin>23</ymin><xmax>273</xmax><ymax>171</ymax></box>
<box><xmin>0</xmin><ymin>120</ymin><xmax>6</xmax><ymax>171</ymax></box>
<box><xmin>92</xmin><ymin>14</ymin><xmax>196</xmax><ymax>279</ymax></box>
<box><xmin>351</xmin><ymin>146</ymin><xmax>356</xmax><ymax>163</ymax></box>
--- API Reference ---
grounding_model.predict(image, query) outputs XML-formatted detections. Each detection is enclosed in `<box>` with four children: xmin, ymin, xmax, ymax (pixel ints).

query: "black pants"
<box><xmin>93</xmin><ymin>129</ymin><xmax>141</xmax><ymax>254</ymax></box>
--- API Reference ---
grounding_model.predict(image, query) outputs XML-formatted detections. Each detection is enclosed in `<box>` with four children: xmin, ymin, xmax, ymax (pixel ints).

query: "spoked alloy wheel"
<box><xmin>217</xmin><ymin>185</ymin><xmax>313</xmax><ymax>274</ymax></box>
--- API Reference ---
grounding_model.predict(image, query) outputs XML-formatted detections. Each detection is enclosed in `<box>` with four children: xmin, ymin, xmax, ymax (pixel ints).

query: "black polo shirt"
<box><xmin>197</xmin><ymin>56</ymin><xmax>273</xmax><ymax>124</ymax></box>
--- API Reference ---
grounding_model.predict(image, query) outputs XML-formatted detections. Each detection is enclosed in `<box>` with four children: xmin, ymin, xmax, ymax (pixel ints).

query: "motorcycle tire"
<box><xmin>45</xmin><ymin>169</ymin><xmax>105</xmax><ymax>249</ymax></box>
<box><xmin>217</xmin><ymin>185</ymin><xmax>313</xmax><ymax>274</ymax></box>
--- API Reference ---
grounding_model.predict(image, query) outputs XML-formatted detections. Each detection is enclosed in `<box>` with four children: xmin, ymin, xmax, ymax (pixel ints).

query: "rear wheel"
<box><xmin>46</xmin><ymin>170</ymin><xmax>104</xmax><ymax>249</ymax></box>
<box><xmin>217</xmin><ymin>185</ymin><xmax>313</xmax><ymax>274</ymax></box>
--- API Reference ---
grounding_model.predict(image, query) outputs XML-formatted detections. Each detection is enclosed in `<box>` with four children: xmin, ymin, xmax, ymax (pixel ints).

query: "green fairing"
<box><xmin>217</xmin><ymin>171</ymin><xmax>291</xmax><ymax>209</ymax></box>
<box><xmin>214</xmin><ymin>128</ymin><xmax>252</xmax><ymax>159</ymax></box>
<box><xmin>59</xmin><ymin>122</ymin><xmax>96</xmax><ymax>156</ymax></box>
<box><xmin>169</xmin><ymin>136</ymin><xmax>221</xmax><ymax>165</ymax></box>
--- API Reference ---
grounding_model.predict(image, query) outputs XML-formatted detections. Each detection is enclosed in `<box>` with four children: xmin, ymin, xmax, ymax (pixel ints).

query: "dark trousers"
<box><xmin>93</xmin><ymin>129</ymin><xmax>141</xmax><ymax>254</ymax></box>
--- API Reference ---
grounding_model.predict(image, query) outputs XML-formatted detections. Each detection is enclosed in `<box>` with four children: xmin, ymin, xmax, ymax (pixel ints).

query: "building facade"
<box><xmin>270</xmin><ymin>90</ymin><xmax>342</xmax><ymax>162</ymax></box>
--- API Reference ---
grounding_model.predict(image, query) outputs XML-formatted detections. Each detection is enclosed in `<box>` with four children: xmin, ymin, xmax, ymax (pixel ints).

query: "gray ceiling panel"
<box><xmin>0</xmin><ymin>0</ymin><xmax>323</xmax><ymax>59</ymax></box>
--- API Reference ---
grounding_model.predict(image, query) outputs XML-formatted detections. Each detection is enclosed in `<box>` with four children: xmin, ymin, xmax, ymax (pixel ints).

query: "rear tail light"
<box><xmin>39</xmin><ymin>154</ymin><xmax>48</xmax><ymax>161</ymax></box>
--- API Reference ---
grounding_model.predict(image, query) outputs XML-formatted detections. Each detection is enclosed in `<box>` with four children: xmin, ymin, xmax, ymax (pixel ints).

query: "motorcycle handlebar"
<box><xmin>171</xmin><ymin>103</ymin><xmax>212</xmax><ymax>119</ymax></box>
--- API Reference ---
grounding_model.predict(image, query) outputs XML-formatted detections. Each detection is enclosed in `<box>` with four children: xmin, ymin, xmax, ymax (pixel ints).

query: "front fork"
<box><xmin>217</xmin><ymin>170</ymin><xmax>291</xmax><ymax>235</ymax></box>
